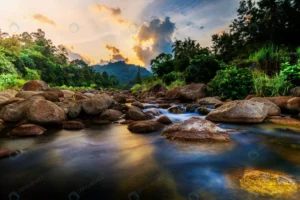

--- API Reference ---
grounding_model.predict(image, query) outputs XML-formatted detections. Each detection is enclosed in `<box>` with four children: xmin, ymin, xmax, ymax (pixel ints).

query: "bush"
<box><xmin>185</xmin><ymin>54</ymin><xmax>220</xmax><ymax>84</ymax></box>
<box><xmin>24</xmin><ymin>67</ymin><xmax>40</xmax><ymax>80</ymax></box>
<box><xmin>167</xmin><ymin>79</ymin><xmax>186</xmax><ymax>90</ymax></box>
<box><xmin>162</xmin><ymin>72</ymin><xmax>185</xmax><ymax>85</ymax></box>
<box><xmin>252</xmin><ymin>69</ymin><xmax>292</xmax><ymax>97</ymax></box>
<box><xmin>207</xmin><ymin>66</ymin><xmax>253</xmax><ymax>100</ymax></box>
<box><xmin>0</xmin><ymin>73</ymin><xmax>25</xmax><ymax>91</ymax></box>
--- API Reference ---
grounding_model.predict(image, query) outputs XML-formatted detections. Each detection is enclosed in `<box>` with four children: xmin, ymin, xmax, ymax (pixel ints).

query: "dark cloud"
<box><xmin>99</xmin><ymin>45</ymin><xmax>128</xmax><ymax>64</ymax></box>
<box><xmin>33</xmin><ymin>14</ymin><xmax>56</xmax><ymax>26</ymax></box>
<box><xmin>134</xmin><ymin>17</ymin><xmax>175</xmax><ymax>67</ymax></box>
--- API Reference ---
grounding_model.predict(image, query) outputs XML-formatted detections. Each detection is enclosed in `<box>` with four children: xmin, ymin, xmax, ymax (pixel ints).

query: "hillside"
<box><xmin>92</xmin><ymin>61</ymin><xmax>152</xmax><ymax>85</ymax></box>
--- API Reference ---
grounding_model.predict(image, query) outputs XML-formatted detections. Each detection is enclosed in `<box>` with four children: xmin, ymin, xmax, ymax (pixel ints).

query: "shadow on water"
<box><xmin>0</xmin><ymin>107</ymin><xmax>300</xmax><ymax>200</ymax></box>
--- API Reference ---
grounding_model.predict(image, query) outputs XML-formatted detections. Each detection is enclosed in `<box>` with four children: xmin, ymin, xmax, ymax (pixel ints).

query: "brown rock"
<box><xmin>46</xmin><ymin>88</ymin><xmax>64</xmax><ymax>98</ymax></box>
<box><xmin>9</xmin><ymin>124</ymin><xmax>46</xmax><ymax>136</ymax></box>
<box><xmin>2</xmin><ymin>89</ymin><xmax>18</xmax><ymax>97</ymax></box>
<box><xmin>120</xmin><ymin>120</ymin><xmax>135</xmax><ymax>125</ymax></box>
<box><xmin>126</xmin><ymin>98</ymin><xmax>136</xmax><ymax>103</ymax></box>
<box><xmin>61</xmin><ymin>90</ymin><xmax>75</xmax><ymax>98</ymax></box>
<box><xmin>100</xmin><ymin>109</ymin><xmax>123</xmax><ymax>121</ymax></box>
<box><xmin>36</xmin><ymin>91</ymin><xmax>59</xmax><ymax>102</ymax></box>
<box><xmin>74</xmin><ymin>93</ymin><xmax>89</xmax><ymax>100</ymax></box>
<box><xmin>197</xmin><ymin>97</ymin><xmax>223</xmax><ymax>106</ymax></box>
<box><xmin>147</xmin><ymin>84</ymin><xmax>167</xmax><ymax>96</ymax></box>
<box><xmin>128</xmin><ymin>120</ymin><xmax>165</xmax><ymax>133</ymax></box>
<box><xmin>165</xmin><ymin>83</ymin><xmax>206</xmax><ymax>102</ymax></box>
<box><xmin>125</xmin><ymin>106</ymin><xmax>152</xmax><ymax>120</ymax></box>
<box><xmin>206</xmin><ymin>100</ymin><xmax>268</xmax><ymax>123</ymax></box>
<box><xmin>78</xmin><ymin>94</ymin><xmax>114</xmax><ymax>115</ymax></box>
<box><xmin>63</xmin><ymin>121</ymin><xmax>85</xmax><ymax>130</ymax></box>
<box><xmin>245</xmin><ymin>94</ymin><xmax>258</xmax><ymax>100</ymax></box>
<box><xmin>156</xmin><ymin>116</ymin><xmax>172</xmax><ymax>124</ymax></box>
<box><xmin>265</xmin><ymin>116</ymin><xmax>300</xmax><ymax>126</ymax></box>
<box><xmin>113</xmin><ymin>95</ymin><xmax>127</xmax><ymax>104</ymax></box>
<box><xmin>56</xmin><ymin>101</ymin><xmax>82</xmax><ymax>119</ymax></box>
<box><xmin>0</xmin><ymin>148</ymin><xmax>22</xmax><ymax>159</ymax></box>
<box><xmin>249</xmin><ymin>97</ymin><xmax>281</xmax><ymax>116</ymax></box>
<box><xmin>0</xmin><ymin>96</ymin><xmax>9</xmax><ymax>103</ymax></box>
<box><xmin>16</xmin><ymin>91</ymin><xmax>42</xmax><ymax>99</ymax></box>
<box><xmin>131</xmin><ymin>101</ymin><xmax>144</xmax><ymax>109</ymax></box>
<box><xmin>168</xmin><ymin>106</ymin><xmax>185</xmax><ymax>114</ymax></box>
<box><xmin>22</xmin><ymin>80</ymin><xmax>48</xmax><ymax>91</ymax></box>
<box><xmin>186</xmin><ymin>104</ymin><xmax>200</xmax><ymax>113</ymax></box>
<box><xmin>0</xmin><ymin>92</ymin><xmax>12</xmax><ymax>99</ymax></box>
<box><xmin>0</xmin><ymin>98</ymin><xmax>24</xmax><ymax>110</ymax></box>
<box><xmin>162</xmin><ymin>117</ymin><xmax>230</xmax><ymax>142</ymax></box>
<box><xmin>265</xmin><ymin>96</ymin><xmax>293</xmax><ymax>110</ymax></box>
<box><xmin>197</xmin><ymin>107</ymin><xmax>211</xmax><ymax>115</ymax></box>
<box><xmin>157</xmin><ymin>104</ymin><xmax>171</xmax><ymax>109</ymax></box>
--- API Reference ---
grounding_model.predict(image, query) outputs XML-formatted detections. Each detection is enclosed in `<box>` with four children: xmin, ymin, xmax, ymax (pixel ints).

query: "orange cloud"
<box><xmin>33</xmin><ymin>14</ymin><xmax>56</xmax><ymax>26</ymax></box>
<box><xmin>100</xmin><ymin>44</ymin><xmax>129</xmax><ymax>63</ymax></box>
<box><xmin>93</xmin><ymin>4</ymin><xmax>128</xmax><ymax>24</ymax></box>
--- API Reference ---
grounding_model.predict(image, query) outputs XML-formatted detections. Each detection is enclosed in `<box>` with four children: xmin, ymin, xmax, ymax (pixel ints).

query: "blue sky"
<box><xmin>0</xmin><ymin>0</ymin><xmax>240</xmax><ymax>67</ymax></box>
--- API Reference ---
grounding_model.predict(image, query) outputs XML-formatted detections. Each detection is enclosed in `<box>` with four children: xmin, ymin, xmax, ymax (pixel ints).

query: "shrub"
<box><xmin>280</xmin><ymin>61</ymin><xmax>300</xmax><ymax>86</ymax></box>
<box><xmin>207</xmin><ymin>66</ymin><xmax>253</xmax><ymax>100</ymax></box>
<box><xmin>185</xmin><ymin>54</ymin><xmax>220</xmax><ymax>84</ymax></box>
<box><xmin>167</xmin><ymin>80</ymin><xmax>186</xmax><ymax>90</ymax></box>
<box><xmin>162</xmin><ymin>72</ymin><xmax>185</xmax><ymax>85</ymax></box>
<box><xmin>252</xmin><ymin>69</ymin><xmax>292</xmax><ymax>97</ymax></box>
<box><xmin>0</xmin><ymin>73</ymin><xmax>25</xmax><ymax>91</ymax></box>
<box><xmin>24</xmin><ymin>67</ymin><xmax>40</xmax><ymax>80</ymax></box>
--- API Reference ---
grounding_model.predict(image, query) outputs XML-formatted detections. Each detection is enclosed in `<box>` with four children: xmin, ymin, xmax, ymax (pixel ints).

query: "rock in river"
<box><xmin>9</xmin><ymin>124</ymin><xmax>46</xmax><ymax>136</ymax></box>
<box><xmin>128</xmin><ymin>120</ymin><xmax>165</xmax><ymax>133</ymax></box>
<box><xmin>100</xmin><ymin>109</ymin><xmax>123</xmax><ymax>121</ymax></box>
<box><xmin>0</xmin><ymin>148</ymin><xmax>22</xmax><ymax>159</ymax></box>
<box><xmin>206</xmin><ymin>100</ymin><xmax>268</xmax><ymax>123</ymax></box>
<box><xmin>162</xmin><ymin>117</ymin><xmax>230</xmax><ymax>142</ymax></box>
<box><xmin>168</xmin><ymin>106</ymin><xmax>185</xmax><ymax>114</ymax></box>
<box><xmin>78</xmin><ymin>94</ymin><xmax>114</xmax><ymax>115</ymax></box>
<box><xmin>125</xmin><ymin>106</ymin><xmax>152</xmax><ymax>121</ymax></box>
<box><xmin>249</xmin><ymin>97</ymin><xmax>281</xmax><ymax>116</ymax></box>
<box><xmin>63</xmin><ymin>121</ymin><xmax>85</xmax><ymax>130</ymax></box>
<box><xmin>156</xmin><ymin>116</ymin><xmax>172</xmax><ymax>125</ymax></box>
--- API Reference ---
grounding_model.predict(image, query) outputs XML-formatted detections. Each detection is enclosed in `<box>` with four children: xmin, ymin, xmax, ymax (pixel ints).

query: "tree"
<box><xmin>150</xmin><ymin>53</ymin><xmax>174</xmax><ymax>77</ymax></box>
<box><xmin>136</xmin><ymin>66</ymin><xmax>142</xmax><ymax>84</ymax></box>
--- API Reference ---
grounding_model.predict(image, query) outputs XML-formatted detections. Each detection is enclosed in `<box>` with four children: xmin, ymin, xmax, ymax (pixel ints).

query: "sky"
<box><xmin>0</xmin><ymin>0</ymin><xmax>240</xmax><ymax>68</ymax></box>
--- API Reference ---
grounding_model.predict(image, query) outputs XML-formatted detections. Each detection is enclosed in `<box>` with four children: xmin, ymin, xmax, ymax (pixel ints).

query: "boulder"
<box><xmin>249</xmin><ymin>97</ymin><xmax>281</xmax><ymax>116</ymax></box>
<box><xmin>131</xmin><ymin>101</ymin><xmax>144</xmax><ymax>109</ymax></box>
<box><xmin>165</xmin><ymin>84</ymin><xmax>206</xmax><ymax>102</ymax></box>
<box><xmin>265</xmin><ymin>96</ymin><xmax>293</xmax><ymax>110</ymax></box>
<box><xmin>240</xmin><ymin>169</ymin><xmax>297</xmax><ymax>198</ymax></box>
<box><xmin>147</xmin><ymin>84</ymin><xmax>167</xmax><ymax>96</ymax></box>
<box><xmin>79</xmin><ymin>94</ymin><xmax>115</xmax><ymax>115</ymax></box>
<box><xmin>286</xmin><ymin>97</ymin><xmax>300</xmax><ymax>112</ymax></box>
<box><xmin>145</xmin><ymin>109</ymin><xmax>161</xmax><ymax>117</ymax></box>
<box><xmin>0</xmin><ymin>148</ymin><xmax>22</xmax><ymax>159</ymax></box>
<box><xmin>162</xmin><ymin>117</ymin><xmax>230</xmax><ymax>142</ymax></box>
<box><xmin>168</xmin><ymin>106</ymin><xmax>185</xmax><ymax>114</ymax></box>
<box><xmin>120</xmin><ymin>120</ymin><xmax>135</xmax><ymax>125</ymax></box>
<box><xmin>0</xmin><ymin>98</ymin><xmax>24</xmax><ymax>110</ymax></box>
<box><xmin>83</xmin><ymin>92</ymin><xmax>95</xmax><ymax>98</ymax></box>
<box><xmin>16</xmin><ymin>91</ymin><xmax>41</xmax><ymax>99</ymax></box>
<box><xmin>22</xmin><ymin>80</ymin><xmax>48</xmax><ymax>91</ymax></box>
<box><xmin>2</xmin><ymin>89</ymin><xmax>18</xmax><ymax>97</ymax></box>
<box><xmin>128</xmin><ymin>121</ymin><xmax>165</xmax><ymax>133</ymax></box>
<box><xmin>36</xmin><ymin>91</ymin><xmax>59</xmax><ymax>102</ymax></box>
<box><xmin>56</xmin><ymin>101</ymin><xmax>82</xmax><ymax>119</ymax></box>
<box><xmin>265</xmin><ymin>116</ymin><xmax>300</xmax><ymax>126</ymax></box>
<box><xmin>125</xmin><ymin>106</ymin><xmax>152</xmax><ymax>121</ymax></box>
<box><xmin>290</xmin><ymin>86</ymin><xmax>300</xmax><ymax>97</ymax></box>
<box><xmin>61</xmin><ymin>90</ymin><xmax>75</xmax><ymax>98</ymax></box>
<box><xmin>126</xmin><ymin>99</ymin><xmax>136</xmax><ymax>103</ymax></box>
<box><xmin>0</xmin><ymin>96</ymin><xmax>9</xmax><ymax>103</ymax></box>
<box><xmin>113</xmin><ymin>95</ymin><xmax>127</xmax><ymax>104</ymax></box>
<box><xmin>157</xmin><ymin>104</ymin><xmax>171</xmax><ymax>109</ymax></box>
<box><xmin>197</xmin><ymin>97</ymin><xmax>223</xmax><ymax>106</ymax></box>
<box><xmin>46</xmin><ymin>88</ymin><xmax>64</xmax><ymax>98</ymax></box>
<box><xmin>206</xmin><ymin>100</ymin><xmax>268</xmax><ymax>123</ymax></box>
<box><xmin>244</xmin><ymin>94</ymin><xmax>258</xmax><ymax>100</ymax></box>
<box><xmin>26</xmin><ymin>99</ymin><xmax>67</xmax><ymax>124</ymax></box>
<box><xmin>0</xmin><ymin>92</ymin><xmax>12</xmax><ymax>99</ymax></box>
<box><xmin>156</xmin><ymin>116</ymin><xmax>172</xmax><ymax>125</ymax></box>
<box><xmin>155</xmin><ymin>91</ymin><xmax>165</xmax><ymax>98</ymax></box>
<box><xmin>186</xmin><ymin>104</ymin><xmax>200</xmax><ymax>113</ymax></box>
<box><xmin>63</xmin><ymin>121</ymin><xmax>85</xmax><ymax>130</ymax></box>
<box><xmin>74</xmin><ymin>93</ymin><xmax>89</xmax><ymax>101</ymax></box>
<box><xmin>9</xmin><ymin>124</ymin><xmax>46</xmax><ymax>136</ymax></box>
<box><xmin>197</xmin><ymin>107</ymin><xmax>211</xmax><ymax>115</ymax></box>
<box><xmin>100</xmin><ymin>109</ymin><xmax>123</xmax><ymax>121</ymax></box>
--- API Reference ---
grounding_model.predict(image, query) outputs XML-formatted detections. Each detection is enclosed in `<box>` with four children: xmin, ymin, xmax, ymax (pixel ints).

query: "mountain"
<box><xmin>92</xmin><ymin>61</ymin><xmax>152</xmax><ymax>85</ymax></box>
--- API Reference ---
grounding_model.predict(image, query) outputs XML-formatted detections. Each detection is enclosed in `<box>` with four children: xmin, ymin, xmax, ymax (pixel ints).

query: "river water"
<box><xmin>0</xmin><ymin>105</ymin><xmax>300</xmax><ymax>200</ymax></box>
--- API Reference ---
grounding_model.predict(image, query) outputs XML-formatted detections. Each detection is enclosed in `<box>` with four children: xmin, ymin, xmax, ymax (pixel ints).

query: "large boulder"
<box><xmin>286</xmin><ymin>97</ymin><xmax>300</xmax><ymax>112</ymax></box>
<box><xmin>113</xmin><ymin>95</ymin><xmax>127</xmax><ymax>104</ymax></box>
<box><xmin>240</xmin><ymin>169</ymin><xmax>297</xmax><ymax>198</ymax></box>
<box><xmin>46</xmin><ymin>88</ymin><xmax>64</xmax><ymax>98</ymax></box>
<box><xmin>0</xmin><ymin>92</ymin><xmax>12</xmax><ymax>99</ymax></box>
<box><xmin>165</xmin><ymin>84</ymin><xmax>206</xmax><ymax>102</ymax></box>
<box><xmin>147</xmin><ymin>84</ymin><xmax>167</xmax><ymax>96</ymax></box>
<box><xmin>22</xmin><ymin>80</ymin><xmax>48</xmax><ymax>91</ymax></box>
<box><xmin>290</xmin><ymin>87</ymin><xmax>300</xmax><ymax>97</ymax></box>
<box><xmin>2</xmin><ymin>89</ymin><xmax>18</xmax><ymax>97</ymax></box>
<box><xmin>99</xmin><ymin>109</ymin><xmax>123</xmax><ymax>121</ymax></box>
<box><xmin>162</xmin><ymin>117</ymin><xmax>230</xmax><ymax>142</ymax></box>
<box><xmin>197</xmin><ymin>97</ymin><xmax>222</xmax><ymax>106</ymax></box>
<box><xmin>9</xmin><ymin>124</ymin><xmax>46</xmax><ymax>137</ymax></box>
<box><xmin>168</xmin><ymin>106</ymin><xmax>185</xmax><ymax>114</ymax></box>
<box><xmin>128</xmin><ymin>121</ymin><xmax>165</xmax><ymax>133</ymax></box>
<box><xmin>197</xmin><ymin>107</ymin><xmax>211</xmax><ymax>115</ymax></box>
<box><xmin>125</xmin><ymin>106</ymin><xmax>152</xmax><ymax>121</ymax></box>
<box><xmin>61</xmin><ymin>90</ymin><xmax>75</xmax><ymax>98</ymax></box>
<box><xmin>26</xmin><ymin>99</ymin><xmax>67</xmax><ymax>124</ymax></box>
<box><xmin>63</xmin><ymin>121</ymin><xmax>85</xmax><ymax>130</ymax></box>
<box><xmin>0</xmin><ymin>98</ymin><xmax>24</xmax><ymax>110</ymax></box>
<box><xmin>74</xmin><ymin>93</ymin><xmax>89</xmax><ymax>101</ymax></box>
<box><xmin>131</xmin><ymin>101</ymin><xmax>144</xmax><ymax>109</ymax></box>
<box><xmin>79</xmin><ymin>94</ymin><xmax>115</xmax><ymax>115</ymax></box>
<box><xmin>265</xmin><ymin>96</ymin><xmax>293</xmax><ymax>110</ymax></box>
<box><xmin>186</xmin><ymin>104</ymin><xmax>200</xmax><ymax>113</ymax></box>
<box><xmin>206</xmin><ymin>100</ymin><xmax>268</xmax><ymax>123</ymax></box>
<box><xmin>36</xmin><ymin>91</ymin><xmax>59</xmax><ymax>102</ymax></box>
<box><xmin>0</xmin><ymin>96</ymin><xmax>9</xmax><ymax>103</ymax></box>
<box><xmin>249</xmin><ymin>97</ymin><xmax>281</xmax><ymax>116</ymax></box>
<box><xmin>56</xmin><ymin>101</ymin><xmax>82</xmax><ymax>119</ymax></box>
<box><xmin>16</xmin><ymin>91</ymin><xmax>41</xmax><ymax>99</ymax></box>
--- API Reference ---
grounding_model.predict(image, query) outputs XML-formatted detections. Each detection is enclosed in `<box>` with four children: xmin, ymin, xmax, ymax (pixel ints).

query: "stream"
<box><xmin>1</xmin><ymin>104</ymin><xmax>300</xmax><ymax>200</ymax></box>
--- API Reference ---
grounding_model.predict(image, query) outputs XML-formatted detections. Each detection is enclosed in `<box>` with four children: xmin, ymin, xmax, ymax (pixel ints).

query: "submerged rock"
<box><xmin>186</xmin><ymin>104</ymin><xmax>200</xmax><ymax>113</ymax></box>
<box><xmin>168</xmin><ymin>106</ymin><xmax>185</xmax><ymax>114</ymax></box>
<box><xmin>197</xmin><ymin>107</ymin><xmax>211</xmax><ymax>115</ymax></box>
<box><xmin>22</xmin><ymin>80</ymin><xmax>48</xmax><ymax>91</ymax></box>
<box><xmin>9</xmin><ymin>124</ymin><xmax>46</xmax><ymax>136</ymax></box>
<box><xmin>249</xmin><ymin>97</ymin><xmax>281</xmax><ymax>116</ymax></box>
<box><xmin>162</xmin><ymin>117</ymin><xmax>230</xmax><ymax>142</ymax></box>
<box><xmin>240</xmin><ymin>169</ymin><xmax>298</xmax><ymax>198</ymax></box>
<box><xmin>131</xmin><ymin>101</ymin><xmax>144</xmax><ymax>109</ymax></box>
<box><xmin>206</xmin><ymin>100</ymin><xmax>268</xmax><ymax>123</ymax></box>
<box><xmin>63</xmin><ymin>121</ymin><xmax>85</xmax><ymax>130</ymax></box>
<box><xmin>125</xmin><ymin>106</ymin><xmax>152</xmax><ymax>121</ymax></box>
<box><xmin>265</xmin><ymin>116</ymin><xmax>300</xmax><ymax>126</ymax></box>
<box><xmin>0</xmin><ymin>148</ymin><xmax>22</xmax><ymax>159</ymax></box>
<box><xmin>156</xmin><ymin>116</ymin><xmax>172</xmax><ymax>125</ymax></box>
<box><xmin>128</xmin><ymin>120</ymin><xmax>165</xmax><ymax>133</ymax></box>
<box><xmin>100</xmin><ymin>109</ymin><xmax>123</xmax><ymax>121</ymax></box>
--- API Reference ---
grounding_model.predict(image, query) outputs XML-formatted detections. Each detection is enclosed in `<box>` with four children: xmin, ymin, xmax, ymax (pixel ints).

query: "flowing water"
<box><xmin>1</xmin><ymin>105</ymin><xmax>300</xmax><ymax>200</ymax></box>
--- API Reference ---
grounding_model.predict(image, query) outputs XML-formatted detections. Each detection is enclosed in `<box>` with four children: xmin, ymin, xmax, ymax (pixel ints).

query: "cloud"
<box><xmin>32</xmin><ymin>14</ymin><xmax>56</xmax><ymax>26</ymax></box>
<box><xmin>93</xmin><ymin>4</ymin><xmax>128</xmax><ymax>24</ymax></box>
<box><xmin>98</xmin><ymin>44</ymin><xmax>129</xmax><ymax>64</ymax></box>
<box><xmin>133</xmin><ymin>17</ymin><xmax>176</xmax><ymax>68</ymax></box>
<box><xmin>64</xmin><ymin>45</ymin><xmax>95</xmax><ymax>65</ymax></box>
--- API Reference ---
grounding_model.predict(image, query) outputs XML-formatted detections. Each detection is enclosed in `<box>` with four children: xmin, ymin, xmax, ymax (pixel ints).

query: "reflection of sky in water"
<box><xmin>1</xmin><ymin>106</ymin><xmax>300</xmax><ymax>199</ymax></box>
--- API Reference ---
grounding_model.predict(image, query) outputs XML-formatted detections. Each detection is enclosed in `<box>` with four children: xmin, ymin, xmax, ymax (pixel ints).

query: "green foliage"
<box><xmin>166</xmin><ymin>79</ymin><xmax>186</xmax><ymax>90</ymax></box>
<box><xmin>207</xmin><ymin>66</ymin><xmax>253</xmax><ymax>100</ymax></box>
<box><xmin>24</xmin><ymin>67</ymin><xmax>40</xmax><ymax>80</ymax></box>
<box><xmin>162</xmin><ymin>71</ymin><xmax>185</xmax><ymax>85</ymax></box>
<box><xmin>0</xmin><ymin>51</ymin><xmax>16</xmax><ymax>74</ymax></box>
<box><xmin>0</xmin><ymin>73</ymin><xmax>25</xmax><ymax>91</ymax></box>
<box><xmin>136</xmin><ymin>67</ymin><xmax>142</xmax><ymax>84</ymax></box>
<box><xmin>252</xmin><ymin>69</ymin><xmax>292</xmax><ymax>97</ymax></box>
<box><xmin>151</xmin><ymin>53</ymin><xmax>174</xmax><ymax>77</ymax></box>
<box><xmin>185</xmin><ymin>54</ymin><xmax>220</xmax><ymax>83</ymax></box>
<box><xmin>280</xmin><ymin>61</ymin><xmax>300</xmax><ymax>86</ymax></box>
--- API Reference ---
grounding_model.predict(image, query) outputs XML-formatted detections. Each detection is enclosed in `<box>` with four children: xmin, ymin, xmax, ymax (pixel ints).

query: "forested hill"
<box><xmin>92</xmin><ymin>61</ymin><xmax>152</xmax><ymax>84</ymax></box>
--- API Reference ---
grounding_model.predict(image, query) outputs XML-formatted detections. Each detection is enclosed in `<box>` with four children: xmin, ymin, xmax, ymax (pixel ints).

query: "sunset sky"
<box><xmin>0</xmin><ymin>0</ymin><xmax>240</xmax><ymax>68</ymax></box>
